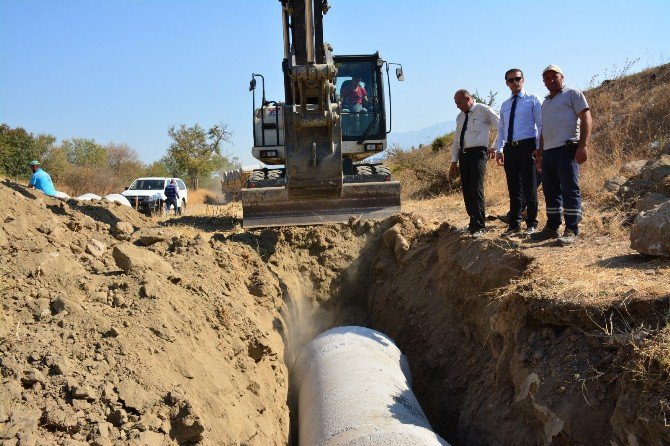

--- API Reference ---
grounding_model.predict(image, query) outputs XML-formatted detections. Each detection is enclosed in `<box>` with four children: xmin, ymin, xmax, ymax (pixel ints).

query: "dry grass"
<box><xmin>631</xmin><ymin>326</ymin><xmax>670</xmax><ymax>422</ymax></box>
<box><xmin>388</xmin><ymin>142</ymin><xmax>458</xmax><ymax>198</ymax></box>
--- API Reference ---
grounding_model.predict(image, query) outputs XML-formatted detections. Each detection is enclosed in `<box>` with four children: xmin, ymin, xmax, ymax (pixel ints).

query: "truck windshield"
<box><xmin>334</xmin><ymin>60</ymin><xmax>381</xmax><ymax>140</ymax></box>
<box><xmin>128</xmin><ymin>180</ymin><xmax>165</xmax><ymax>191</ymax></box>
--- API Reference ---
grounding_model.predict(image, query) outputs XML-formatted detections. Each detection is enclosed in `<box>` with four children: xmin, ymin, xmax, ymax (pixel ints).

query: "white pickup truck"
<box><xmin>122</xmin><ymin>177</ymin><xmax>188</xmax><ymax>214</ymax></box>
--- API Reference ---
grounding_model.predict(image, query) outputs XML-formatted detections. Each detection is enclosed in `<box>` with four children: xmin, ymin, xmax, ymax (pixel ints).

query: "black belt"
<box><xmin>505</xmin><ymin>137</ymin><xmax>535</xmax><ymax>147</ymax></box>
<box><xmin>460</xmin><ymin>145</ymin><xmax>486</xmax><ymax>154</ymax></box>
<box><xmin>548</xmin><ymin>141</ymin><xmax>579</xmax><ymax>150</ymax></box>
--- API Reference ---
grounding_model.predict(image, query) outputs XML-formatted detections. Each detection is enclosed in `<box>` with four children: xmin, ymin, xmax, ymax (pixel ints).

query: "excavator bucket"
<box><xmin>241</xmin><ymin>181</ymin><xmax>401</xmax><ymax>229</ymax></box>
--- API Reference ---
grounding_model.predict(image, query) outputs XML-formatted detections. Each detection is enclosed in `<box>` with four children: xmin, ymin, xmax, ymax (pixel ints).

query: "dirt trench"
<box><xmin>253</xmin><ymin>214</ymin><xmax>669</xmax><ymax>446</ymax></box>
<box><xmin>1</xmin><ymin>182</ymin><xmax>668</xmax><ymax>445</ymax></box>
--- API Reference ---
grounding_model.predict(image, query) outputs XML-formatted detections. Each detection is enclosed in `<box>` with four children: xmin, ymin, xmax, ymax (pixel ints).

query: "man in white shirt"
<box><xmin>494</xmin><ymin>68</ymin><xmax>543</xmax><ymax>237</ymax></box>
<box><xmin>449</xmin><ymin>89</ymin><xmax>499</xmax><ymax>236</ymax></box>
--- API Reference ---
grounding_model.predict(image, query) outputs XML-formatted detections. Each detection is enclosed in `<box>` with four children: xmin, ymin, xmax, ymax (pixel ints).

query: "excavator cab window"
<box><xmin>334</xmin><ymin>58</ymin><xmax>385</xmax><ymax>141</ymax></box>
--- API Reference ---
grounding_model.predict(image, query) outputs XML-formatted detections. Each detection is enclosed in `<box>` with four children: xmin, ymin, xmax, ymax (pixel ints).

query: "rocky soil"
<box><xmin>1</xmin><ymin>177</ymin><xmax>670</xmax><ymax>446</ymax></box>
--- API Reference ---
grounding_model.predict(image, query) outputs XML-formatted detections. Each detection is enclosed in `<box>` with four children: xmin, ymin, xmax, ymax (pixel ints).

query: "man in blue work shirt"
<box><xmin>164</xmin><ymin>179</ymin><xmax>180</xmax><ymax>216</ymax></box>
<box><xmin>28</xmin><ymin>160</ymin><xmax>57</xmax><ymax>197</ymax></box>
<box><xmin>494</xmin><ymin>68</ymin><xmax>542</xmax><ymax>237</ymax></box>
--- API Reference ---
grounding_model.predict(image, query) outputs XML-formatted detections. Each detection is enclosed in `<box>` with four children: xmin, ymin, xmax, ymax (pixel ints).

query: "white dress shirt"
<box><xmin>495</xmin><ymin>90</ymin><xmax>543</xmax><ymax>153</ymax></box>
<box><xmin>451</xmin><ymin>102</ymin><xmax>499</xmax><ymax>162</ymax></box>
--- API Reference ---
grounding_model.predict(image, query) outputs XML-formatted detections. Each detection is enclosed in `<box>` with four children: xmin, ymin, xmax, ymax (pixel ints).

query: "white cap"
<box><xmin>542</xmin><ymin>64</ymin><xmax>563</xmax><ymax>75</ymax></box>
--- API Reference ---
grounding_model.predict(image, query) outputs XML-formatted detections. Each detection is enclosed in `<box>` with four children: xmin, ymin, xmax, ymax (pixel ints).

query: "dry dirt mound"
<box><xmin>0</xmin><ymin>182</ymin><xmax>290</xmax><ymax>445</ymax></box>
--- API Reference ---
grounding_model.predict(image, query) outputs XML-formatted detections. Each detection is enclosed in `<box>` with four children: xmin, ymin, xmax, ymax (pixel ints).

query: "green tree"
<box><xmin>0</xmin><ymin>124</ymin><xmax>56</xmax><ymax>178</ymax></box>
<box><xmin>158</xmin><ymin>154</ymin><xmax>185</xmax><ymax>179</ymax></box>
<box><xmin>61</xmin><ymin>138</ymin><xmax>108</xmax><ymax>167</ymax></box>
<box><xmin>106</xmin><ymin>143</ymin><xmax>145</xmax><ymax>184</ymax></box>
<box><xmin>166</xmin><ymin>123</ymin><xmax>234</xmax><ymax>189</ymax></box>
<box><xmin>218</xmin><ymin>153</ymin><xmax>241</xmax><ymax>175</ymax></box>
<box><xmin>41</xmin><ymin>146</ymin><xmax>70</xmax><ymax>184</ymax></box>
<box><xmin>472</xmin><ymin>90</ymin><xmax>499</xmax><ymax>108</ymax></box>
<box><xmin>145</xmin><ymin>159</ymin><xmax>171</xmax><ymax>178</ymax></box>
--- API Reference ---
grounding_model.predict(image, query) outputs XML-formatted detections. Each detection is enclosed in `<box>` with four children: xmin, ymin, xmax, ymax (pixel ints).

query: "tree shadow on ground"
<box><xmin>596</xmin><ymin>253</ymin><xmax>670</xmax><ymax>270</ymax></box>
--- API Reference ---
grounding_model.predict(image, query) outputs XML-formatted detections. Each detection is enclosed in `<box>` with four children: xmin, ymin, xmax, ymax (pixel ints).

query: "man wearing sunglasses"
<box><xmin>531</xmin><ymin>64</ymin><xmax>592</xmax><ymax>246</ymax></box>
<box><xmin>495</xmin><ymin>69</ymin><xmax>542</xmax><ymax>237</ymax></box>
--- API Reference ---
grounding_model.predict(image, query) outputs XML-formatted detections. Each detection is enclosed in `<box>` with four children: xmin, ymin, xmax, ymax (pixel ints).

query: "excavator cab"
<box><xmin>335</xmin><ymin>56</ymin><xmax>385</xmax><ymax>141</ymax></box>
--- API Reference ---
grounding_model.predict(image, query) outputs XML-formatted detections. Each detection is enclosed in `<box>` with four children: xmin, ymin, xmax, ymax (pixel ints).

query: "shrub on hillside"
<box><xmin>432</xmin><ymin>136</ymin><xmax>446</xmax><ymax>152</ymax></box>
<box><xmin>387</xmin><ymin>144</ymin><xmax>460</xmax><ymax>198</ymax></box>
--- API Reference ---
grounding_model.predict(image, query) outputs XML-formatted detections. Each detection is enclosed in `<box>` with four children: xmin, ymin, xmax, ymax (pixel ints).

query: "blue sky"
<box><xmin>1</xmin><ymin>0</ymin><xmax>669</xmax><ymax>165</ymax></box>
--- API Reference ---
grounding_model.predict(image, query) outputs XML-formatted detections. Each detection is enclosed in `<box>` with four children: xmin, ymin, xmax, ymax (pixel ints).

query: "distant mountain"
<box><xmin>388</xmin><ymin>121</ymin><xmax>456</xmax><ymax>150</ymax></box>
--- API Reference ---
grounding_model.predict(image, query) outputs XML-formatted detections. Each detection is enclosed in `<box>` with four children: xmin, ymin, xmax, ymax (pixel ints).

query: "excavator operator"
<box><xmin>341</xmin><ymin>76</ymin><xmax>369</xmax><ymax>112</ymax></box>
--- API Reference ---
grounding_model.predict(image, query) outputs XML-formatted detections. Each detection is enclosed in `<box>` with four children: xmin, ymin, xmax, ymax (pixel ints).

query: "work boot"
<box><xmin>530</xmin><ymin>225</ymin><xmax>560</xmax><ymax>241</ymax></box>
<box><xmin>501</xmin><ymin>227</ymin><xmax>521</xmax><ymax>238</ymax></box>
<box><xmin>557</xmin><ymin>229</ymin><xmax>579</xmax><ymax>246</ymax></box>
<box><xmin>523</xmin><ymin>226</ymin><xmax>537</xmax><ymax>236</ymax></box>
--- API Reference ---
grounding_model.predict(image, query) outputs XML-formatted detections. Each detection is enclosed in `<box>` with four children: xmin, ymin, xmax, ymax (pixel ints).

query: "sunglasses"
<box><xmin>506</xmin><ymin>76</ymin><xmax>523</xmax><ymax>83</ymax></box>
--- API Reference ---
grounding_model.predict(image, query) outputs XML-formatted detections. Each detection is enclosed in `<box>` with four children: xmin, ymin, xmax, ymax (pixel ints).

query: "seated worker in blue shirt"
<box><xmin>28</xmin><ymin>160</ymin><xmax>57</xmax><ymax>197</ymax></box>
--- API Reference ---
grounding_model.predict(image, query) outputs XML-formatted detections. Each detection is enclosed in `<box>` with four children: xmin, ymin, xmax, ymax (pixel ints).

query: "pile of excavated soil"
<box><xmin>2</xmin><ymin>177</ymin><xmax>670</xmax><ymax>446</ymax></box>
<box><xmin>0</xmin><ymin>182</ymin><xmax>291</xmax><ymax>445</ymax></box>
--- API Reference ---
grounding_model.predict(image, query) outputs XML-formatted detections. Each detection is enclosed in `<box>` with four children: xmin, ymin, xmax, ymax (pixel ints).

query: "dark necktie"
<box><xmin>508</xmin><ymin>95</ymin><xmax>518</xmax><ymax>143</ymax></box>
<box><xmin>459</xmin><ymin>110</ymin><xmax>469</xmax><ymax>149</ymax></box>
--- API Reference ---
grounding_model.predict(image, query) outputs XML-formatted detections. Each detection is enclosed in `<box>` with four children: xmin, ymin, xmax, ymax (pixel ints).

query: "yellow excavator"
<box><xmin>241</xmin><ymin>0</ymin><xmax>403</xmax><ymax>228</ymax></box>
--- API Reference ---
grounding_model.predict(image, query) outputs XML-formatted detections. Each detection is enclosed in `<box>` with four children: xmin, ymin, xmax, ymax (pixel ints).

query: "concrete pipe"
<box><xmin>292</xmin><ymin>326</ymin><xmax>450</xmax><ymax>446</ymax></box>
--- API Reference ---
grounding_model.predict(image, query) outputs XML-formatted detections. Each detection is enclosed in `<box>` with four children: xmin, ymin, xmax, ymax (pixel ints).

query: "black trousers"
<box><xmin>503</xmin><ymin>139</ymin><xmax>538</xmax><ymax>229</ymax></box>
<box><xmin>459</xmin><ymin>146</ymin><xmax>487</xmax><ymax>232</ymax></box>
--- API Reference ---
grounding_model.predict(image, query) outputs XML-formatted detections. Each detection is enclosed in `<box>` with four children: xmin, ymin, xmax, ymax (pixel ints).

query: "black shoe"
<box><xmin>530</xmin><ymin>226</ymin><xmax>560</xmax><ymax>241</ymax></box>
<box><xmin>523</xmin><ymin>226</ymin><xmax>537</xmax><ymax>236</ymax></box>
<box><xmin>501</xmin><ymin>227</ymin><xmax>521</xmax><ymax>238</ymax></box>
<box><xmin>557</xmin><ymin>229</ymin><xmax>578</xmax><ymax>246</ymax></box>
<box><xmin>455</xmin><ymin>226</ymin><xmax>470</xmax><ymax>234</ymax></box>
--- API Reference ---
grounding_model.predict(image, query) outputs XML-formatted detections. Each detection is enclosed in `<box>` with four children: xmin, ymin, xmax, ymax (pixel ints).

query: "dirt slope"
<box><xmin>0</xmin><ymin>181</ymin><xmax>290</xmax><ymax>445</ymax></box>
